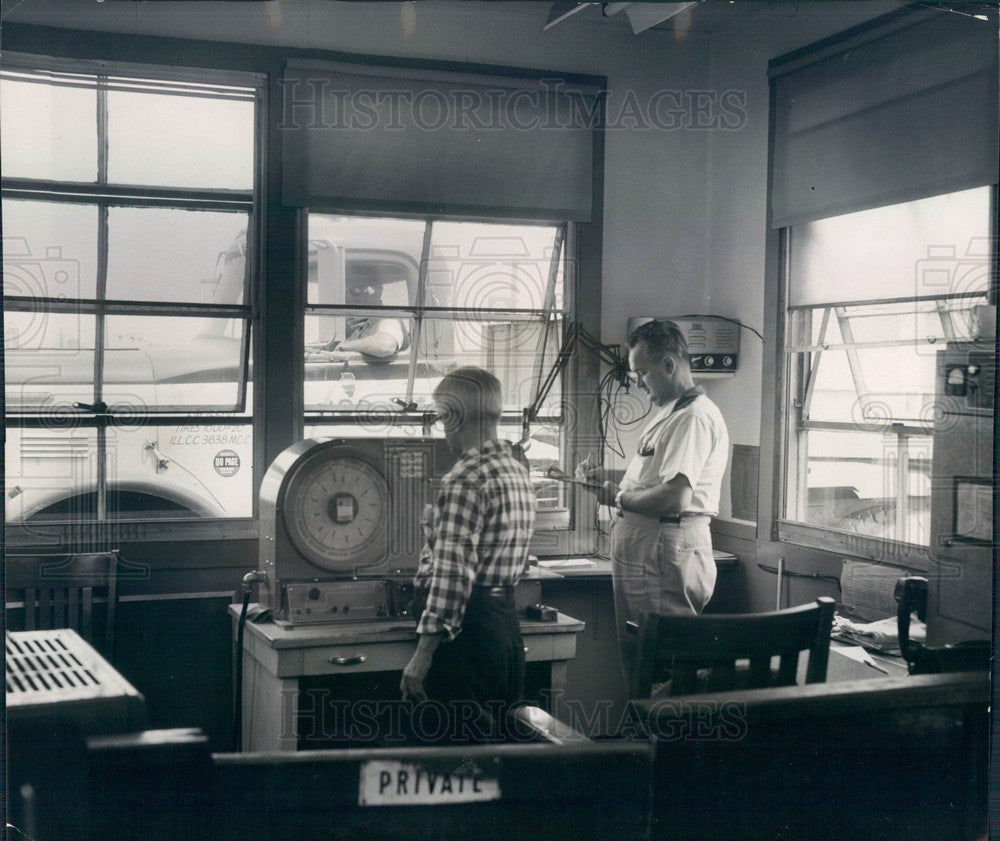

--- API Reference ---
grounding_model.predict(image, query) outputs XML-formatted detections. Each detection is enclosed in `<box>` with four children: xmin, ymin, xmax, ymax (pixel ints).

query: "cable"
<box><xmin>676</xmin><ymin>313</ymin><xmax>764</xmax><ymax>342</ymax></box>
<box><xmin>232</xmin><ymin>570</ymin><xmax>266</xmax><ymax>751</ymax></box>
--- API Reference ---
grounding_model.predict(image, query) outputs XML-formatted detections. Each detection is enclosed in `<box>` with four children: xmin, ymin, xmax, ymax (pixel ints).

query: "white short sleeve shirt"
<box><xmin>620</xmin><ymin>394</ymin><xmax>730</xmax><ymax>516</ymax></box>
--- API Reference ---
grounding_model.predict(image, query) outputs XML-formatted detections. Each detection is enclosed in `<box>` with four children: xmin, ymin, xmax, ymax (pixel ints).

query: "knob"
<box><xmin>308</xmin><ymin>587</ymin><xmax>321</xmax><ymax>601</ymax></box>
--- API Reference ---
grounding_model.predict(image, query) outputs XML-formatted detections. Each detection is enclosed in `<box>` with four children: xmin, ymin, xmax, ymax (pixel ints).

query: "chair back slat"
<box><xmin>706</xmin><ymin>659</ymin><xmax>737</xmax><ymax>692</ymax></box>
<box><xmin>775</xmin><ymin>651</ymin><xmax>800</xmax><ymax>685</ymax></box>
<box><xmin>632</xmin><ymin>597</ymin><xmax>836</xmax><ymax>697</ymax></box>
<box><xmin>67</xmin><ymin>588</ymin><xmax>80</xmax><ymax>633</ymax></box>
<box><xmin>24</xmin><ymin>590</ymin><xmax>38</xmax><ymax>631</ymax></box>
<box><xmin>38</xmin><ymin>589</ymin><xmax>54</xmax><ymax>630</ymax></box>
<box><xmin>747</xmin><ymin>656</ymin><xmax>772</xmax><ymax>686</ymax></box>
<box><xmin>105</xmin><ymin>563</ymin><xmax>118</xmax><ymax>660</ymax></box>
<box><xmin>669</xmin><ymin>662</ymin><xmax>700</xmax><ymax>695</ymax></box>
<box><xmin>53</xmin><ymin>588</ymin><xmax>67</xmax><ymax>629</ymax></box>
<box><xmin>81</xmin><ymin>587</ymin><xmax>94</xmax><ymax>641</ymax></box>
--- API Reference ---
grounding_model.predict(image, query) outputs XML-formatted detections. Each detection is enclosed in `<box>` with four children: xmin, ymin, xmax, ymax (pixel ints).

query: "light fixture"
<box><xmin>543</xmin><ymin>1</ymin><xmax>598</xmax><ymax>31</ymax></box>
<box><xmin>602</xmin><ymin>1</ymin><xmax>700</xmax><ymax>34</ymax></box>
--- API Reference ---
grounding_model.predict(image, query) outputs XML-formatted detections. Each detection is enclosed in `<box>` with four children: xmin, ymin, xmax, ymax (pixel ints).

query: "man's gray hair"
<box><xmin>627</xmin><ymin>319</ymin><xmax>689</xmax><ymax>366</ymax></box>
<box><xmin>434</xmin><ymin>366</ymin><xmax>503</xmax><ymax>422</ymax></box>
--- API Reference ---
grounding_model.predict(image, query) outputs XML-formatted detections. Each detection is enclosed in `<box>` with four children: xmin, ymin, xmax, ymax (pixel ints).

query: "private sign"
<box><xmin>358</xmin><ymin>760</ymin><xmax>500</xmax><ymax>806</ymax></box>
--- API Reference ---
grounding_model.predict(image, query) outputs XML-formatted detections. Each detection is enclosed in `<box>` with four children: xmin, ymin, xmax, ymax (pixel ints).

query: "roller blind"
<box><xmin>770</xmin><ymin>11</ymin><xmax>998</xmax><ymax>228</ymax></box>
<box><xmin>281</xmin><ymin>60</ymin><xmax>601</xmax><ymax>220</ymax></box>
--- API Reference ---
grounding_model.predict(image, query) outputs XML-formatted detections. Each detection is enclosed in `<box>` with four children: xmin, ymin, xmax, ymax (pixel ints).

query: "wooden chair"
<box><xmin>630</xmin><ymin>596</ymin><xmax>836</xmax><ymax>697</ymax></box>
<box><xmin>5</xmin><ymin>551</ymin><xmax>124</xmax><ymax>660</ymax></box>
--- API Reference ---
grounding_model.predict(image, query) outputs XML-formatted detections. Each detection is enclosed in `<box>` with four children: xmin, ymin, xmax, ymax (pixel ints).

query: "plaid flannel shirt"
<box><xmin>414</xmin><ymin>439</ymin><xmax>536</xmax><ymax>639</ymax></box>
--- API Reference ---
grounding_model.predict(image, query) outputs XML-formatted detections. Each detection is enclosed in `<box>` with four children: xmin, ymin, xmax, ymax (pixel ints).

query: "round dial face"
<box><xmin>282</xmin><ymin>453</ymin><xmax>389</xmax><ymax>571</ymax></box>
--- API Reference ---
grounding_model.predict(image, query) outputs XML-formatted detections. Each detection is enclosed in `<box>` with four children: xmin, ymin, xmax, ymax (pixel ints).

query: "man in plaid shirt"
<box><xmin>400</xmin><ymin>366</ymin><xmax>536</xmax><ymax>742</ymax></box>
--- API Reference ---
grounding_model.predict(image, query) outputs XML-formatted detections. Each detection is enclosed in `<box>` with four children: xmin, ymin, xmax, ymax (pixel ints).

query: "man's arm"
<box><xmin>618</xmin><ymin>474</ymin><xmax>692</xmax><ymax>518</ymax></box>
<box><xmin>400</xmin><ymin>483</ymin><xmax>481</xmax><ymax>699</ymax></box>
<box><xmin>400</xmin><ymin>632</ymin><xmax>442</xmax><ymax>701</ymax></box>
<box><xmin>575</xmin><ymin>456</ymin><xmax>625</xmax><ymax>506</ymax></box>
<box><xmin>339</xmin><ymin>318</ymin><xmax>405</xmax><ymax>358</ymax></box>
<box><xmin>575</xmin><ymin>455</ymin><xmax>625</xmax><ymax>486</ymax></box>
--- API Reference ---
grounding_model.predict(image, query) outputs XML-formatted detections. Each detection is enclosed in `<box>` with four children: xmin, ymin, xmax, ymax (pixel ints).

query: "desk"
<box><xmin>823</xmin><ymin>640</ymin><xmax>909</xmax><ymax>680</ymax></box>
<box><xmin>230</xmin><ymin>605</ymin><xmax>584</xmax><ymax>751</ymax></box>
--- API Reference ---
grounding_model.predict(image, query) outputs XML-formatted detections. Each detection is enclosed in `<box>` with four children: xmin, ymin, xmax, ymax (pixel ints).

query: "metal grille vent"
<box><xmin>6</xmin><ymin>631</ymin><xmax>103</xmax><ymax>703</ymax></box>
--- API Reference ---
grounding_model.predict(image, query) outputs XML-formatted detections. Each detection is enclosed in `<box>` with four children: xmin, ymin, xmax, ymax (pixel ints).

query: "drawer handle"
<box><xmin>329</xmin><ymin>655</ymin><xmax>367</xmax><ymax>666</ymax></box>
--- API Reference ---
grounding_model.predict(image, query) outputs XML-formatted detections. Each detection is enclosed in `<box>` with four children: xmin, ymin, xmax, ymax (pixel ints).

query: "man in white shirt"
<box><xmin>578</xmin><ymin>319</ymin><xmax>729</xmax><ymax>680</ymax></box>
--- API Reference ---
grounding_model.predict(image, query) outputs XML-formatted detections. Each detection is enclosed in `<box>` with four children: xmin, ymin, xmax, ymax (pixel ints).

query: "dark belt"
<box><xmin>471</xmin><ymin>583</ymin><xmax>516</xmax><ymax>601</ymax></box>
<box><xmin>617</xmin><ymin>512</ymin><xmax>702</xmax><ymax>524</ymax></box>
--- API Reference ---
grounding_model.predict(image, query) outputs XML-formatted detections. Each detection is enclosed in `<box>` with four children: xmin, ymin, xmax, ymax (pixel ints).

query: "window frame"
<box><xmin>769</xmin><ymin>196</ymin><xmax>995</xmax><ymax>569</ymax></box>
<box><xmin>299</xmin><ymin>209</ymin><xmax>577</xmax><ymax>533</ymax></box>
<box><xmin>3</xmin><ymin>55</ymin><xmax>265</xmax><ymax>539</ymax></box>
<box><xmin>1</xmin><ymin>29</ymin><xmax>606</xmax><ymax>558</ymax></box>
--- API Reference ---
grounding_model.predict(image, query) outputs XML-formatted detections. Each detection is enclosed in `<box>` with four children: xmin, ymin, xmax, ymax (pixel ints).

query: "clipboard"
<box><xmin>545</xmin><ymin>466</ymin><xmax>602</xmax><ymax>490</ymax></box>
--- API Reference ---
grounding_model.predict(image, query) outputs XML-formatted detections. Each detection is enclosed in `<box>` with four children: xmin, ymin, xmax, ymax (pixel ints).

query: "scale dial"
<box><xmin>282</xmin><ymin>450</ymin><xmax>389</xmax><ymax>572</ymax></box>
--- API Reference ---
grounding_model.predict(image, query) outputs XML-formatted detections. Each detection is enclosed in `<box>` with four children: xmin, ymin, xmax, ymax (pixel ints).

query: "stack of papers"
<box><xmin>832</xmin><ymin>614</ymin><xmax>925</xmax><ymax>655</ymax></box>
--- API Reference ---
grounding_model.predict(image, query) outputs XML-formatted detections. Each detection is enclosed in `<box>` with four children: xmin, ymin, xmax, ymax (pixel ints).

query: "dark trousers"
<box><xmin>409</xmin><ymin>587</ymin><xmax>525</xmax><ymax>744</ymax></box>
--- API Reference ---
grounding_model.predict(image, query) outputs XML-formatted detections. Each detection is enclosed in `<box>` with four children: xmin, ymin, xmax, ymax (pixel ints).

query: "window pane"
<box><xmin>797</xmin><ymin>429</ymin><xmax>931</xmax><ymax>545</ymax></box>
<box><xmin>304</xmin><ymin>315</ymin><xmax>417</xmax><ymax>411</ymax></box>
<box><xmin>0</xmin><ymin>74</ymin><xmax>98</xmax><ymax>181</ymax></box>
<box><xmin>801</xmin><ymin>313</ymin><xmax>943</xmax><ymax>425</ymax></box>
<box><xmin>107</xmin><ymin>88</ymin><xmax>254</xmax><ymax>189</ymax></box>
<box><xmin>4</xmin><ymin>312</ymin><xmax>96</xmax><ymax>410</ymax></box>
<box><xmin>104</xmin><ymin>314</ymin><xmax>247</xmax><ymax>410</ymax></box>
<box><xmin>2</xmin><ymin>200</ymin><xmax>99</xmax><ymax>299</ymax></box>
<box><xmin>5</xmin><ymin>427</ymin><xmax>100</xmax><ymax>523</ymax></box>
<box><xmin>106</xmin><ymin>208</ymin><xmax>249</xmax><ymax>303</ymax></box>
<box><xmin>107</xmin><ymin>423</ymin><xmax>253</xmax><ymax>518</ymax></box>
<box><xmin>427</xmin><ymin>222</ymin><xmax>563</xmax><ymax>311</ymax></box>
<box><xmin>789</xmin><ymin>187</ymin><xmax>992</xmax><ymax>307</ymax></box>
<box><xmin>413</xmin><ymin>316</ymin><xmax>562</xmax><ymax>412</ymax></box>
<box><xmin>307</xmin><ymin>215</ymin><xmax>423</xmax><ymax>307</ymax></box>
<box><xmin>500</xmin><ymin>423</ymin><xmax>566</xmax><ymax>510</ymax></box>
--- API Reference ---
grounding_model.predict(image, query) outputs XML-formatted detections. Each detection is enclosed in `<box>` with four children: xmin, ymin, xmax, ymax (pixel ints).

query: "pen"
<box><xmin>863</xmin><ymin>656</ymin><xmax>889</xmax><ymax>675</ymax></box>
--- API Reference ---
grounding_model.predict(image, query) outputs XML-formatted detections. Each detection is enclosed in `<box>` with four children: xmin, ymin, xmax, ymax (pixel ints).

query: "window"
<box><xmin>302</xmin><ymin>214</ymin><xmax>570</xmax><ymax>519</ymax></box>
<box><xmin>2</xmin><ymin>64</ymin><xmax>260</xmax><ymax>525</ymax></box>
<box><xmin>779</xmin><ymin>187</ymin><xmax>992</xmax><ymax>553</ymax></box>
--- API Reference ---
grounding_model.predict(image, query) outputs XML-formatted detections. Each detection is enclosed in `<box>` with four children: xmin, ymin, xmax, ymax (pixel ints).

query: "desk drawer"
<box><xmin>292</xmin><ymin>642</ymin><xmax>416</xmax><ymax>677</ymax></box>
<box><xmin>276</xmin><ymin>632</ymin><xmax>575</xmax><ymax>678</ymax></box>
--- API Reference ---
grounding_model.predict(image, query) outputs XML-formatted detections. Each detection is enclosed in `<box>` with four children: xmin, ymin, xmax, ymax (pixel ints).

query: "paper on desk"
<box><xmin>537</xmin><ymin>558</ymin><xmax>596</xmax><ymax>569</ymax></box>
<box><xmin>834</xmin><ymin>645</ymin><xmax>887</xmax><ymax>667</ymax></box>
<box><xmin>832</xmin><ymin>614</ymin><xmax>925</xmax><ymax>655</ymax></box>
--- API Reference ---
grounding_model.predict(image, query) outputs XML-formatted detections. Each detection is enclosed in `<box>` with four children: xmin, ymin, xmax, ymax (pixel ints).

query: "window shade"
<box><xmin>770</xmin><ymin>11</ymin><xmax>998</xmax><ymax>228</ymax></box>
<box><xmin>788</xmin><ymin>186</ymin><xmax>993</xmax><ymax>307</ymax></box>
<box><xmin>281</xmin><ymin>60</ymin><xmax>601</xmax><ymax>220</ymax></box>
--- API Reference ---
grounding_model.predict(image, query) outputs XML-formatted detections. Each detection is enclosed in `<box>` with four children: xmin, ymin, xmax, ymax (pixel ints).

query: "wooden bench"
<box><xmin>630</xmin><ymin>671</ymin><xmax>990</xmax><ymax>841</ymax></box>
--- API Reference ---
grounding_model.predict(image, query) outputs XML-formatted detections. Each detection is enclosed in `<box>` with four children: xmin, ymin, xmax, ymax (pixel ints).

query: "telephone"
<box><xmin>894</xmin><ymin>576</ymin><xmax>990</xmax><ymax>674</ymax></box>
